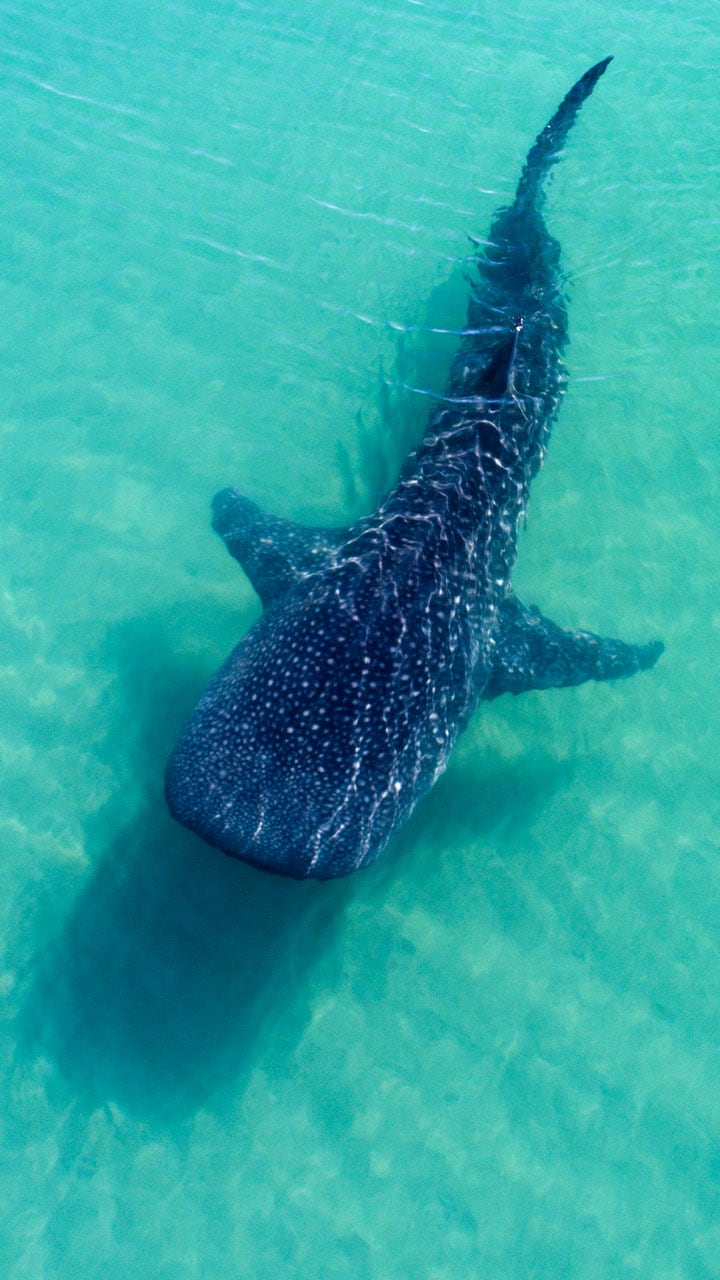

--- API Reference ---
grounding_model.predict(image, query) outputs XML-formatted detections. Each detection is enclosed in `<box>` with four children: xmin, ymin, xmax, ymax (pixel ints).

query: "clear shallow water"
<box><xmin>1</xmin><ymin>1</ymin><xmax>719</xmax><ymax>1276</ymax></box>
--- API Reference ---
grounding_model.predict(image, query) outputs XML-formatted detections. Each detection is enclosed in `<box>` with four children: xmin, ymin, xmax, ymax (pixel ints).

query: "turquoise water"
<box><xmin>2</xmin><ymin>0</ymin><xmax>719</xmax><ymax>1275</ymax></box>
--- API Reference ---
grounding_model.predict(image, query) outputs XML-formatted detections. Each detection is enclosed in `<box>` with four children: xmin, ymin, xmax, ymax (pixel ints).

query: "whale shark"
<box><xmin>165</xmin><ymin>57</ymin><xmax>662</xmax><ymax>879</ymax></box>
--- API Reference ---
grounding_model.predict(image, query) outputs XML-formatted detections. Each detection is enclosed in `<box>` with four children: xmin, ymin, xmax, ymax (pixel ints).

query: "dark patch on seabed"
<box><xmin>16</xmin><ymin>616</ymin><xmax>350</xmax><ymax>1127</ymax></box>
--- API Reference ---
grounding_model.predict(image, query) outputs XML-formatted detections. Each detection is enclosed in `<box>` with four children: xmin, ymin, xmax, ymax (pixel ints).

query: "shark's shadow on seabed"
<box><xmin>17</xmin><ymin>617</ymin><xmax>351</xmax><ymax>1125</ymax></box>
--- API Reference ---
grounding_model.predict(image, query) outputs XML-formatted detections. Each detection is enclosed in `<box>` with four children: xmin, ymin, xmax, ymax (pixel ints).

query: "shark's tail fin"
<box><xmin>514</xmin><ymin>56</ymin><xmax>613</xmax><ymax>210</ymax></box>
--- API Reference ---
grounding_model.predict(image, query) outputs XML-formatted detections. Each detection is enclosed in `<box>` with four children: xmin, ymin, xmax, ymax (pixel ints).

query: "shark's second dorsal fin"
<box><xmin>212</xmin><ymin>488</ymin><xmax>349</xmax><ymax>608</ymax></box>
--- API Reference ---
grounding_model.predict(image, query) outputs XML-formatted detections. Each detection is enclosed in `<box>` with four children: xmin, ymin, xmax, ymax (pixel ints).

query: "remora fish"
<box><xmin>166</xmin><ymin>57</ymin><xmax>662</xmax><ymax>879</ymax></box>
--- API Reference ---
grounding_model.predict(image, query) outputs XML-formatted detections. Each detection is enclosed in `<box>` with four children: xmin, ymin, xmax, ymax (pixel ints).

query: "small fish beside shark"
<box><xmin>165</xmin><ymin>57</ymin><xmax>663</xmax><ymax>879</ymax></box>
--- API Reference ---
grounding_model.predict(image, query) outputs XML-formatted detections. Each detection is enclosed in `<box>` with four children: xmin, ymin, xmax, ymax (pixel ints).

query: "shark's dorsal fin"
<box><xmin>212</xmin><ymin>487</ymin><xmax>349</xmax><ymax>608</ymax></box>
<box><xmin>484</xmin><ymin>592</ymin><xmax>663</xmax><ymax>700</ymax></box>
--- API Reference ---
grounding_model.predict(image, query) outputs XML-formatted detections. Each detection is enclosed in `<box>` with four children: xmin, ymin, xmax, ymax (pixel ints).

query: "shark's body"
<box><xmin>166</xmin><ymin>59</ymin><xmax>662</xmax><ymax>879</ymax></box>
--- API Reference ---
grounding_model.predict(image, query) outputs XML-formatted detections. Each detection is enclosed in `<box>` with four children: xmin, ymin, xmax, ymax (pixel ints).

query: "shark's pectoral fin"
<box><xmin>212</xmin><ymin>487</ymin><xmax>349</xmax><ymax>607</ymax></box>
<box><xmin>484</xmin><ymin>593</ymin><xmax>663</xmax><ymax>700</ymax></box>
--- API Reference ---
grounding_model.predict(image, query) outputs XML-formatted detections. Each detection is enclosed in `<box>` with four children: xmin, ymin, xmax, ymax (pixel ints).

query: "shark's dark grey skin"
<box><xmin>166</xmin><ymin>59</ymin><xmax>662</xmax><ymax>879</ymax></box>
